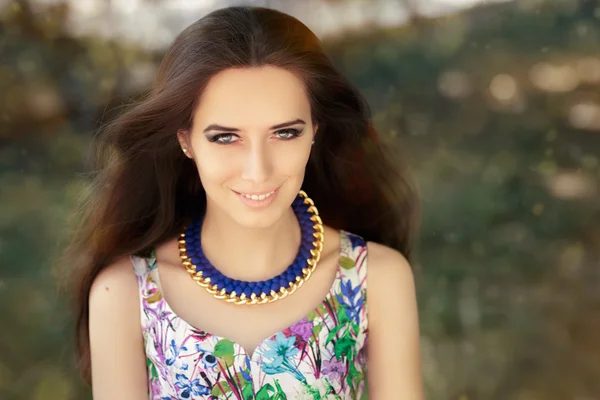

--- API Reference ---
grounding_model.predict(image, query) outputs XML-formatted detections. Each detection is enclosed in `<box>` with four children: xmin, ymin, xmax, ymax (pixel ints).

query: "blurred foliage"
<box><xmin>1</xmin><ymin>0</ymin><xmax>599</xmax><ymax>399</ymax></box>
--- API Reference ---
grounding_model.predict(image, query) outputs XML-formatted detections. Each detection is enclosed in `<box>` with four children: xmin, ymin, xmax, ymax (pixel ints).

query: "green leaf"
<box><xmin>274</xmin><ymin>380</ymin><xmax>288</xmax><ymax>399</ymax></box>
<box><xmin>256</xmin><ymin>383</ymin><xmax>275</xmax><ymax>400</ymax></box>
<box><xmin>326</xmin><ymin>324</ymin><xmax>344</xmax><ymax>344</ymax></box>
<box><xmin>146</xmin><ymin>358</ymin><xmax>158</xmax><ymax>380</ymax></box>
<box><xmin>337</xmin><ymin>306</ymin><xmax>350</xmax><ymax>325</ymax></box>
<box><xmin>306</xmin><ymin>303</ymin><xmax>328</xmax><ymax>322</ymax></box>
<box><xmin>242</xmin><ymin>382</ymin><xmax>254</xmax><ymax>400</ymax></box>
<box><xmin>211</xmin><ymin>381</ymin><xmax>232</xmax><ymax>396</ymax></box>
<box><xmin>234</xmin><ymin>371</ymin><xmax>248</xmax><ymax>386</ymax></box>
<box><xmin>312</xmin><ymin>323</ymin><xmax>323</xmax><ymax>338</ymax></box>
<box><xmin>214</xmin><ymin>339</ymin><xmax>235</xmax><ymax>366</ymax></box>
<box><xmin>339</xmin><ymin>256</ymin><xmax>356</xmax><ymax>269</ymax></box>
<box><xmin>334</xmin><ymin>333</ymin><xmax>356</xmax><ymax>360</ymax></box>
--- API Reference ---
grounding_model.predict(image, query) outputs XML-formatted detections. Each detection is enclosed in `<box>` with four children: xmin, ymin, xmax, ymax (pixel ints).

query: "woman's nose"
<box><xmin>240</xmin><ymin>143</ymin><xmax>272</xmax><ymax>183</ymax></box>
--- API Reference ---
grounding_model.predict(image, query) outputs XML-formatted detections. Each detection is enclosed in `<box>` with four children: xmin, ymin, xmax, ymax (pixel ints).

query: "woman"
<box><xmin>66</xmin><ymin>5</ymin><xmax>423</xmax><ymax>399</ymax></box>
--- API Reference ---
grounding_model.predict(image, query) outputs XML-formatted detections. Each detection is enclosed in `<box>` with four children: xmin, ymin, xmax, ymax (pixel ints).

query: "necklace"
<box><xmin>178</xmin><ymin>190</ymin><xmax>325</xmax><ymax>305</ymax></box>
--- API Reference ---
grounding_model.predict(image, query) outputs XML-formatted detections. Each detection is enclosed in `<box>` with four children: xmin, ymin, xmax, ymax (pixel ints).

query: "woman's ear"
<box><xmin>177</xmin><ymin>129</ymin><xmax>192</xmax><ymax>158</ymax></box>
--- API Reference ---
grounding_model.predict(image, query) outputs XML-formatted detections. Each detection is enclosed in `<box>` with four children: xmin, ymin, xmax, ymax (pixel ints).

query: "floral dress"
<box><xmin>129</xmin><ymin>230</ymin><xmax>368</xmax><ymax>400</ymax></box>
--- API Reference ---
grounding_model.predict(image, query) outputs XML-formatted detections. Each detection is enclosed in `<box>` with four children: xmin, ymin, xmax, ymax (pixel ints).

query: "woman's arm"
<box><xmin>366</xmin><ymin>242</ymin><xmax>424</xmax><ymax>400</ymax></box>
<box><xmin>88</xmin><ymin>257</ymin><xmax>149</xmax><ymax>399</ymax></box>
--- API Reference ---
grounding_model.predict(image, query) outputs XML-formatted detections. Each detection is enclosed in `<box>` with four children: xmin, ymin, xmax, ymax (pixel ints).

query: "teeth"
<box><xmin>241</xmin><ymin>190</ymin><xmax>275</xmax><ymax>200</ymax></box>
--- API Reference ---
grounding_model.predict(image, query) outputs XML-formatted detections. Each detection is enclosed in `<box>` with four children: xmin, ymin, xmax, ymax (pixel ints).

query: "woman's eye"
<box><xmin>274</xmin><ymin>128</ymin><xmax>302</xmax><ymax>140</ymax></box>
<box><xmin>208</xmin><ymin>133</ymin><xmax>239</xmax><ymax>144</ymax></box>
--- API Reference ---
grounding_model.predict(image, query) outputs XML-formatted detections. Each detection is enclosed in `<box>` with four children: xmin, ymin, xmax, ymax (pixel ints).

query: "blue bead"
<box><xmin>300</xmin><ymin>249</ymin><xmax>310</xmax><ymax>260</ymax></box>
<box><xmin>225</xmin><ymin>283</ymin><xmax>234</xmax><ymax>292</ymax></box>
<box><xmin>243</xmin><ymin>287</ymin><xmax>252</xmax><ymax>297</ymax></box>
<box><xmin>190</xmin><ymin>256</ymin><xmax>202</xmax><ymax>266</ymax></box>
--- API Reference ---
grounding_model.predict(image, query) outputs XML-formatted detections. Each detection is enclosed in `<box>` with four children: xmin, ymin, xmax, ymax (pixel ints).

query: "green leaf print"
<box><xmin>337</xmin><ymin>306</ymin><xmax>351</xmax><ymax>325</ymax></box>
<box><xmin>145</xmin><ymin>358</ymin><xmax>158</xmax><ymax>380</ymax></box>
<box><xmin>211</xmin><ymin>381</ymin><xmax>232</xmax><ymax>396</ymax></box>
<box><xmin>348</xmin><ymin>361</ymin><xmax>364</xmax><ymax>389</ymax></box>
<box><xmin>256</xmin><ymin>383</ymin><xmax>274</xmax><ymax>400</ymax></box>
<box><xmin>214</xmin><ymin>338</ymin><xmax>235</xmax><ymax>366</ymax></box>
<box><xmin>306</xmin><ymin>303</ymin><xmax>328</xmax><ymax>322</ymax></box>
<box><xmin>339</xmin><ymin>256</ymin><xmax>356</xmax><ymax>270</ymax></box>
<box><xmin>273</xmin><ymin>380</ymin><xmax>288</xmax><ymax>400</ymax></box>
<box><xmin>334</xmin><ymin>332</ymin><xmax>356</xmax><ymax>360</ymax></box>
<box><xmin>212</xmin><ymin>372</ymin><xmax>249</xmax><ymax>396</ymax></box>
<box><xmin>325</xmin><ymin>324</ymin><xmax>343</xmax><ymax>345</ymax></box>
<box><xmin>242</xmin><ymin>382</ymin><xmax>254</xmax><ymax>400</ymax></box>
<box><xmin>312</xmin><ymin>322</ymin><xmax>323</xmax><ymax>338</ymax></box>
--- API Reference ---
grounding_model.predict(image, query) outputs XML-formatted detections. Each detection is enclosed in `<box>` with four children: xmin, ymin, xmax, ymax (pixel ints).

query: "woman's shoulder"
<box><xmin>365</xmin><ymin>241</ymin><xmax>413</xmax><ymax>287</ymax></box>
<box><xmin>88</xmin><ymin>255</ymin><xmax>141</xmax><ymax>327</ymax></box>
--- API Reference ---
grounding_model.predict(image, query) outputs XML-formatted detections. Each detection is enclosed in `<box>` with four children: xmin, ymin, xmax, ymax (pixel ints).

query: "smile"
<box><xmin>233</xmin><ymin>187</ymin><xmax>281</xmax><ymax>209</ymax></box>
<box><xmin>238</xmin><ymin>190</ymin><xmax>277</xmax><ymax>201</ymax></box>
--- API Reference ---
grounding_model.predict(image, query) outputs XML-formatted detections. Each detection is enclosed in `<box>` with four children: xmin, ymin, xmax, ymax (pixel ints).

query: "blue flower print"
<box><xmin>263</xmin><ymin>332</ymin><xmax>299</xmax><ymax>368</ymax></box>
<box><xmin>200</xmin><ymin>353</ymin><xmax>218</xmax><ymax>369</ymax></box>
<box><xmin>166</xmin><ymin>339</ymin><xmax>188</xmax><ymax>366</ymax></box>
<box><xmin>348</xmin><ymin>233</ymin><xmax>364</xmax><ymax>250</ymax></box>
<box><xmin>174</xmin><ymin>373</ymin><xmax>210</xmax><ymax>398</ymax></box>
<box><xmin>336</xmin><ymin>279</ymin><xmax>363</xmax><ymax>326</ymax></box>
<box><xmin>261</xmin><ymin>332</ymin><xmax>305</xmax><ymax>382</ymax></box>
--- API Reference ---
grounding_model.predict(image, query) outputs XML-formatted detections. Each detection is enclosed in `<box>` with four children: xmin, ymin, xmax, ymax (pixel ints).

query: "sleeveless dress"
<box><xmin>129</xmin><ymin>230</ymin><xmax>368</xmax><ymax>400</ymax></box>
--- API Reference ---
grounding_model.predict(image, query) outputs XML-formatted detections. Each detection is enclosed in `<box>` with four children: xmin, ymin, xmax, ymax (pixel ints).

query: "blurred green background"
<box><xmin>1</xmin><ymin>0</ymin><xmax>599</xmax><ymax>399</ymax></box>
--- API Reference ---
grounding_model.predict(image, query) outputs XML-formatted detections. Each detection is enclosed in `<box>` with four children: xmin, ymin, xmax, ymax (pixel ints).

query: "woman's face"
<box><xmin>178</xmin><ymin>66</ymin><xmax>317</xmax><ymax>229</ymax></box>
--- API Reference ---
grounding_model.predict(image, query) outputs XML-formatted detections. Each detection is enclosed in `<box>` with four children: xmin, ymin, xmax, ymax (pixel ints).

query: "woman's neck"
<box><xmin>199</xmin><ymin>204</ymin><xmax>301</xmax><ymax>281</ymax></box>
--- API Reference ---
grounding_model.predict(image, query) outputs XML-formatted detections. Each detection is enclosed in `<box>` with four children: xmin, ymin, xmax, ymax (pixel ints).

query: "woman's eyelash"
<box><xmin>207</xmin><ymin>128</ymin><xmax>304</xmax><ymax>144</ymax></box>
<box><xmin>207</xmin><ymin>133</ymin><xmax>238</xmax><ymax>144</ymax></box>
<box><xmin>274</xmin><ymin>128</ymin><xmax>303</xmax><ymax>139</ymax></box>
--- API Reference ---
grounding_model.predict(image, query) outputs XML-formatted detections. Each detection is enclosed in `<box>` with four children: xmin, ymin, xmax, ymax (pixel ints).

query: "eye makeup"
<box><xmin>205</xmin><ymin>127</ymin><xmax>305</xmax><ymax>145</ymax></box>
<box><xmin>273</xmin><ymin>128</ymin><xmax>304</xmax><ymax>140</ymax></box>
<box><xmin>205</xmin><ymin>133</ymin><xmax>239</xmax><ymax>144</ymax></box>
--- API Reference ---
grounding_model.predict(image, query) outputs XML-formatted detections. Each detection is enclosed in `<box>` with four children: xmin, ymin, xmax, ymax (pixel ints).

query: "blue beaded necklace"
<box><xmin>179</xmin><ymin>190</ymin><xmax>325</xmax><ymax>305</ymax></box>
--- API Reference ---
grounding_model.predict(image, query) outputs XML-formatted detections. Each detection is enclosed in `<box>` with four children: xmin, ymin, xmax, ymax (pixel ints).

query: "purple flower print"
<box><xmin>290</xmin><ymin>317</ymin><xmax>313</xmax><ymax>342</ymax></box>
<box><xmin>322</xmin><ymin>359</ymin><xmax>345</xmax><ymax>381</ymax></box>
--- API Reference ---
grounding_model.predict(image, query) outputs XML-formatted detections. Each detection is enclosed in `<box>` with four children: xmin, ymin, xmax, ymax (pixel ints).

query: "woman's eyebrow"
<box><xmin>203</xmin><ymin>118</ymin><xmax>306</xmax><ymax>133</ymax></box>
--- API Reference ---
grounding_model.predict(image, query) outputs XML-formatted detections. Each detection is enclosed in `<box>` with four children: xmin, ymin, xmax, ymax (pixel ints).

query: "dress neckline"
<box><xmin>145</xmin><ymin>230</ymin><xmax>349</xmax><ymax>361</ymax></box>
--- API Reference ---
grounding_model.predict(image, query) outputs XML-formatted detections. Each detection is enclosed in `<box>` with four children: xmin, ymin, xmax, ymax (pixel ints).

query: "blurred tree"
<box><xmin>0</xmin><ymin>0</ymin><xmax>599</xmax><ymax>399</ymax></box>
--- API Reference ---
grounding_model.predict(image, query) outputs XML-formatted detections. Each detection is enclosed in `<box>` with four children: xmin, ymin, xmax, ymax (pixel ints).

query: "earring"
<box><xmin>183</xmin><ymin>148</ymin><xmax>188</xmax><ymax>153</ymax></box>
<box><xmin>311</xmin><ymin>140</ymin><xmax>315</xmax><ymax>145</ymax></box>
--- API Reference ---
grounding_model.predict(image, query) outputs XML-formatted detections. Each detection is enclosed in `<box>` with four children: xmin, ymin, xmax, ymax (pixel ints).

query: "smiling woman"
<box><xmin>61</xmin><ymin>5</ymin><xmax>423</xmax><ymax>400</ymax></box>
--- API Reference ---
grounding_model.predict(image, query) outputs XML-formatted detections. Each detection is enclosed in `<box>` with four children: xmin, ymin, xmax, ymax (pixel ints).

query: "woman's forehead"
<box><xmin>192</xmin><ymin>66</ymin><xmax>312</xmax><ymax>129</ymax></box>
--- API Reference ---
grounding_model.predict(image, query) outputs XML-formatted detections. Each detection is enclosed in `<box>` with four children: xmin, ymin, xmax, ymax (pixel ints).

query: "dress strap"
<box><xmin>337</xmin><ymin>230</ymin><xmax>368</xmax><ymax>340</ymax></box>
<box><xmin>129</xmin><ymin>251</ymin><xmax>164</xmax><ymax>331</ymax></box>
<box><xmin>338</xmin><ymin>230</ymin><xmax>368</xmax><ymax>290</ymax></box>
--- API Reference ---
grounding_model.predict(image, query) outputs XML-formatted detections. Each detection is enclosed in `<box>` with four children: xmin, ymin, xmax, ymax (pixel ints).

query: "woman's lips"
<box><xmin>232</xmin><ymin>187</ymin><xmax>280</xmax><ymax>208</ymax></box>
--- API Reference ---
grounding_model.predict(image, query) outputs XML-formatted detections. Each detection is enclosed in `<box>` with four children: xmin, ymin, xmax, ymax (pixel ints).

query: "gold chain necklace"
<box><xmin>178</xmin><ymin>190</ymin><xmax>325</xmax><ymax>305</ymax></box>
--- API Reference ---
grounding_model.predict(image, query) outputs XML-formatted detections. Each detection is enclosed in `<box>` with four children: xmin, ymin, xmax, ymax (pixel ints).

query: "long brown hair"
<box><xmin>61</xmin><ymin>5</ymin><xmax>420</xmax><ymax>383</ymax></box>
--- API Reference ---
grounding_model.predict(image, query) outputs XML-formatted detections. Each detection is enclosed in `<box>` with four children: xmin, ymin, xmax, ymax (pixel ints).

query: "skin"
<box><xmin>88</xmin><ymin>66</ymin><xmax>423</xmax><ymax>399</ymax></box>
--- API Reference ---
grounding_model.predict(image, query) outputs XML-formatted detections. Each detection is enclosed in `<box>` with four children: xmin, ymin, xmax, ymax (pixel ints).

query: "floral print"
<box><xmin>130</xmin><ymin>230</ymin><xmax>368</xmax><ymax>399</ymax></box>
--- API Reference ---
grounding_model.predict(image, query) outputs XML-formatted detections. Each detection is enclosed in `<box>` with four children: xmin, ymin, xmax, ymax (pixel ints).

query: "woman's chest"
<box><xmin>143</xmin><ymin>297</ymin><xmax>367</xmax><ymax>399</ymax></box>
<box><xmin>154</xmin><ymin>251</ymin><xmax>342</xmax><ymax>356</ymax></box>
